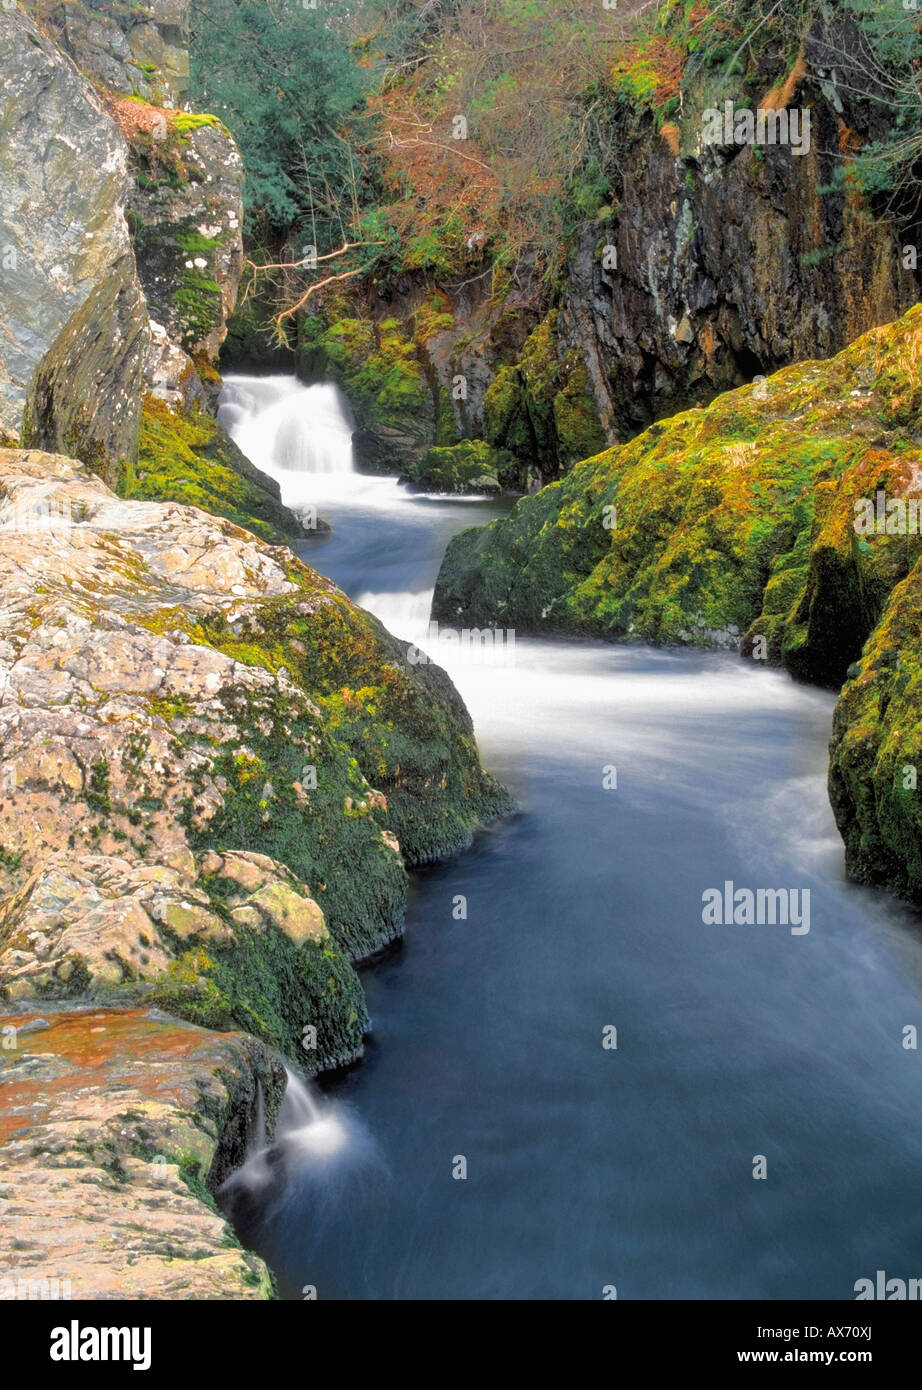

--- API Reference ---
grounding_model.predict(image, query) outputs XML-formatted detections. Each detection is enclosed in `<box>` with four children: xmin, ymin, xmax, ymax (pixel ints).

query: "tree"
<box><xmin>189</xmin><ymin>0</ymin><xmax>372</xmax><ymax>245</ymax></box>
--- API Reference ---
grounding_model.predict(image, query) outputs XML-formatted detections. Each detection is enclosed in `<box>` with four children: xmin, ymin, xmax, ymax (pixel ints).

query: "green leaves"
<box><xmin>190</xmin><ymin>0</ymin><xmax>372</xmax><ymax>240</ymax></box>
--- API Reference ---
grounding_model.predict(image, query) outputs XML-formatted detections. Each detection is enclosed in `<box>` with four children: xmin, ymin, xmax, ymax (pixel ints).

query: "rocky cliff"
<box><xmin>27</xmin><ymin>0</ymin><xmax>192</xmax><ymax>107</ymax></box>
<box><xmin>278</xmin><ymin>3</ymin><xmax>919</xmax><ymax>492</ymax></box>
<box><xmin>1</xmin><ymin>4</ymin><xmax>296</xmax><ymax>537</ymax></box>
<box><xmin>0</xmin><ymin>9</ymin><xmax>148</xmax><ymax>478</ymax></box>
<box><xmin>553</xmin><ymin>7</ymin><xmax>920</xmax><ymax>445</ymax></box>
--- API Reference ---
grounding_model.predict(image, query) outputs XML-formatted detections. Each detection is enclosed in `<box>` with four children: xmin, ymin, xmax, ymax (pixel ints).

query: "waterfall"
<box><xmin>275</xmin><ymin>1066</ymin><xmax>350</xmax><ymax>1160</ymax></box>
<box><xmin>219</xmin><ymin>1065</ymin><xmax>368</xmax><ymax>1225</ymax></box>
<box><xmin>219</xmin><ymin>375</ymin><xmax>356</xmax><ymax>477</ymax></box>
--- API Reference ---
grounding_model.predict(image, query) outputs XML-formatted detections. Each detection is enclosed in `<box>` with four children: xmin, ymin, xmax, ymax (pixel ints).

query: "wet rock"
<box><xmin>0</xmin><ymin>446</ymin><xmax>510</xmax><ymax>1052</ymax></box>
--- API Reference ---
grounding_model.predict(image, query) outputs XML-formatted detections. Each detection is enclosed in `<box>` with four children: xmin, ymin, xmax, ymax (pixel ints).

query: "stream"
<box><xmin>218</xmin><ymin>374</ymin><xmax>922</xmax><ymax>1301</ymax></box>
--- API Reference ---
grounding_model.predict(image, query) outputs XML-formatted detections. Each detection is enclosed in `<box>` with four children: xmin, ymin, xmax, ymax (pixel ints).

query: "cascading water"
<box><xmin>219</xmin><ymin>374</ymin><xmax>922</xmax><ymax>1301</ymax></box>
<box><xmin>220</xmin><ymin>1068</ymin><xmax>374</xmax><ymax>1234</ymax></box>
<box><xmin>218</xmin><ymin>375</ymin><xmax>355</xmax><ymax>501</ymax></box>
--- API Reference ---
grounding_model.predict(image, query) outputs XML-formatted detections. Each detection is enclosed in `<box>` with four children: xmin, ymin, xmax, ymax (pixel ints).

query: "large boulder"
<box><xmin>433</xmin><ymin>303</ymin><xmax>922</xmax><ymax>688</ymax></box>
<box><xmin>0</xmin><ymin>9</ymin><xmax>148</xmax><ymax>482</ymax></box>
<box><xmin>0</xmin><ymin>447</ymin><xmax>510</xmax><ymax>1059</ymax></box>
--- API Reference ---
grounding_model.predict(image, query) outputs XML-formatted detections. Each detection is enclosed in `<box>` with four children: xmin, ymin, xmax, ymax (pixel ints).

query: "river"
<box><xmin>217</xmin><ymin>374</ymin><xmax>922</xmax><ymax>1301</ymax></box>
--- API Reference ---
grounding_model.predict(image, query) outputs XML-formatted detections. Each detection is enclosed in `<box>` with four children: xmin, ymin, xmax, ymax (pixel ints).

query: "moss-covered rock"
<box><xmin>829</xmin><ymin>560</ymin><xmax>922</xmax><ymax>902</ymax></box>
<box><xmin>482</xmin><ymin>311</ymin><xmax>605</xmax><ymax>486</ymax></box>
<box><xmin>401</xmin><ymin>440</ymin><xmax>513</xmax><ymax>494</ymax></box>
<box><xmin>435</xmin><ymin>303</ymin><xmax>922</xmax><ymax>688</ymax></box>
<box><xmin>0</xmin><ymin>446</ymin><xmax>510</xmax><ymax>1066</ymax></box>
<box><xmin>298</xmin><ymin>314</ymin><xmax>436</xmax><ymax>473</ymax></box>
<box><xmin>123</xmin><ymin>112</ymin><xmax>244</xmax><ymax>369</ymax></box>
<box><xmin>120</xmin><ymin>396</ymin><xmax>305</xmax><ymax>543</ymax></box>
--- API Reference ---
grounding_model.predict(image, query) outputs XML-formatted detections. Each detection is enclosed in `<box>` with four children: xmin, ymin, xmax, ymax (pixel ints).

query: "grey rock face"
<box><xmin>0</xmin><ymin>10</ymin><xmax>148</xmax><ymax>475</ymax></box>
<box><xmin>129</xmin><ymin>120</ymin><xmax>244</xmax><ymax>368</ymax></box>
<box><xmin>24</xmin><ymin>0</ymin><xmax>191</xmax><ymax>105</ymax></box>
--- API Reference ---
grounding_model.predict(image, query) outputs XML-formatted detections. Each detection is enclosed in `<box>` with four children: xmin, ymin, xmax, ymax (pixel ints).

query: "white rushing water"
<box><xmin>220</xmin><ymin>1067</ymin><xmax>375</xmax><ymax>1228</ymax></box>
<box><xmin>219</xmin><ymin>374</ymin><xmax>356</xmax><ymax>481</ymax></box>
<box><xmin>219</xmin><ymin>375</ymin><xmax>922</xmax><ymax>1301</ymax></box>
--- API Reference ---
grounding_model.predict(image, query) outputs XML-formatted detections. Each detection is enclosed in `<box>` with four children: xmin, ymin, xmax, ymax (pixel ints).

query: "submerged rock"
<box><xmin>401</xmin><ymin>440</ymin><xmax>511</xmax><ymax>495</ymax></box>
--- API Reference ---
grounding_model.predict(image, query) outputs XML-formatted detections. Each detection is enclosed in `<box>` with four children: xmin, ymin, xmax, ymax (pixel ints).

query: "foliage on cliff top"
<box><xmin>202</xmin><ymin>0</ymin><xmax>919</xmax><ymax>349</ymax></box>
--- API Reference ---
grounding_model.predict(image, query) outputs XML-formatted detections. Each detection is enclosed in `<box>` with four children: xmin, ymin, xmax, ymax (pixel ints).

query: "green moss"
<box><xmin>402</xmin><ymin>440</ymin><xmax>513</xmax><ymax>494</ymax></box>
<box><xmin>435</xmin><ymin>304</ymin><xmax>922</xmax><ymax>683</ymax></box>
<box><xmin>151</xmin><ymin>911</ymin><xmax>368</xmax><ymax>1069</ymax></box>
<box><xmin>483</xmin><ymin>313</ymin><xmax>605</xmax><ymax>481</ymax></box>
<box><xmin>172</xmin><ymin>112</ymin><xmax>224</xmax><ymax>136</ymax></box>
<box><xmin>188</xmin><ymin>575</ymin><xmax>513</xmax><ymax>879</ymax></box>
<box><xmin>435</xmin><ymin>384</ymin><xmax>460</xmax><ymax>447</ymax></box>
<box><xmin>319</xmin><ymin>316</ymin><xmax>427</xmax><ymax>422</ymax></box>
<box><xmin>131</xmin><ymin>218</ymin><xmax>226</xmax><ymax>351</ymax></box>
<box><xmin>297</xmin><ymin>314</ymin><xmax>434</xmax><ymax>470</ymax></box>
<box><xmin>829</xmin><ymin>558</ymin><xmax>922</xmax><ymax>902</ymax></box>
<box><xmin>120</xmin><ymin>397</ymin><xmax>302</xmax><ymax>542</ymax></box>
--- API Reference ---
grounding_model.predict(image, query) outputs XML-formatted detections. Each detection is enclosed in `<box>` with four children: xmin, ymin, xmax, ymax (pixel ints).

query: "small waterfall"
<box><xmin>219</xmin><ymin>375</ymin><xmax>355</xmax><ymax>478</ymax></box>
<box><xmin>275</xmin><ymin>1066</ymin><xmax>350</xmax><ymax>1160</ymax></box>
<box><xmin>219</xmin><ymin>1065</ymin><xmax>370</xmax><ymax>1230</ymax></box>
<box><xmin>354</xmin><ymin>587</ymin><xmax>434</xmax><ymax>651</ymax></box>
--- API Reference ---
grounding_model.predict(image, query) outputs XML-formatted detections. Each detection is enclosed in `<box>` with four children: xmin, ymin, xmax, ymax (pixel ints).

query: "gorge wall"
<box><xmin>274</xmin><ymin>4</ymin><xmax>919</xmax><ymax>494</ymax></box>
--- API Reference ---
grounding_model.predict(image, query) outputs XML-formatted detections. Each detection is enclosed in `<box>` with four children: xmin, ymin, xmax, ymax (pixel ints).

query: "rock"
<box><xmin>299</xmin><ymin>317</ymin><xmax>436</xmax><ymax>474</ymax></box>
<box><xmin>553</xmin><ymin>7</ymin><xmax>919</xmax><ymax>441</ymax></box>
<box><xmin>401</xmin><ymin>440</ymin><xmax>511</xmax><ymax>494</ymax></box>
<box><xmin>0</xmin><ymin>10</ymin><xmax>149</xmax><ymax>480</ymax></box>
<box><xmin>126</xmin><ymin>115</ymin><xmax>244</xmax><ymax>369</ymax></box>
<box><xmin>482</xmin><ymin>312</ymin><xmax>607</xmax><ymax>486</ymax></box>
<box><xmin>0</xmin><ymin>1005</ymin><xmax>282</xmax><ymax>1299</ymax></box>
<box><xmin>247</xmin><ymin>884</ymin><xmax>326</xmax><ymax>946</ymax></box>
<box><xmin>123</xmin><ymin>394</ymin><xmax>306</xmax><ymax>543</ymax></box>
<box><xmin>433</xmin><ymin>303</ymin><xmax>922</xmax><ymax>682</ymax></box>
<box><xmin>0</xmin><ymin>446</ymin><xmax>511</xmax><ymax>1056</ymax></box>
<box><xmin>145</xmin><ymin>323</ymin><xmax>209</xmax><ymax>413</ymax></box>
<box><xmin>829</xmin><ymin>561</ymin><xmax>922</xmax><ymax>902</ymax></box>
<box><xmin>27</xmin><ymin>0</ymin><xmax>192</xmax><ymax>106</ymax></box>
